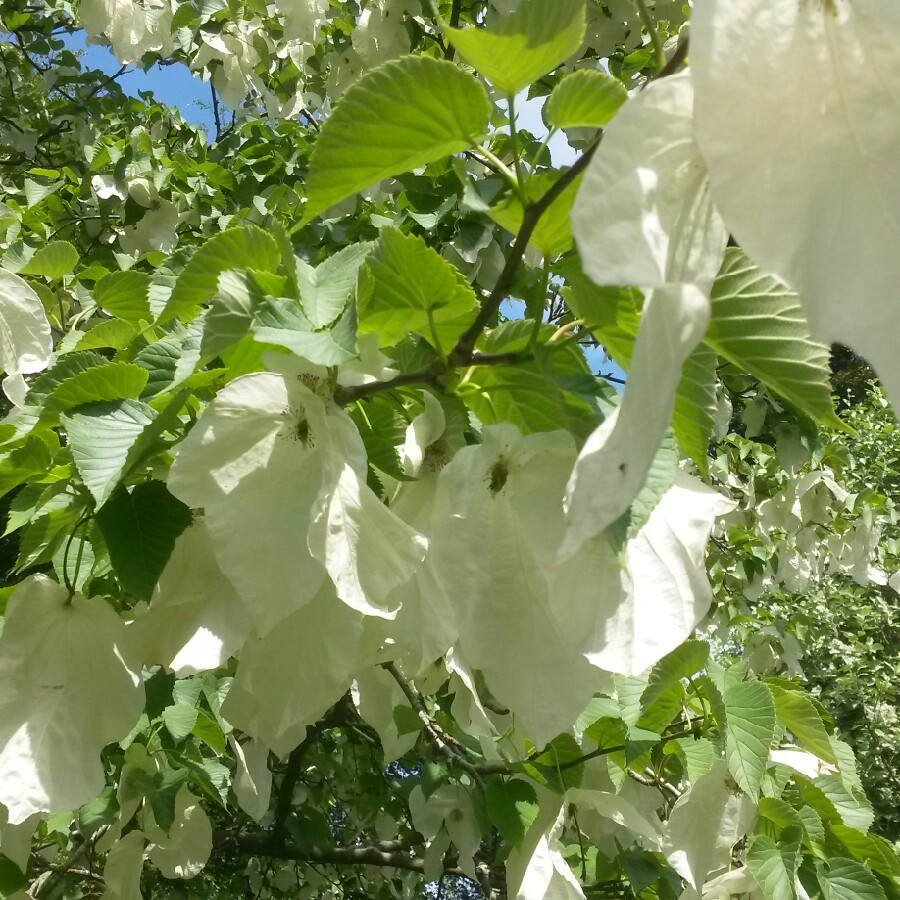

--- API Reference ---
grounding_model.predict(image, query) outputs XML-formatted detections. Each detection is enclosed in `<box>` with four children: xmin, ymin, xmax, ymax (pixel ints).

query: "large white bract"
<box><xmin>0</xmin><ymin>577</ymin><xmax>144</xmax><ymax>823</ymax></box>
<box><xmin>691</xmin><ymin>0</ymin><xmax>900</xmax><ymax>407</ymax></box>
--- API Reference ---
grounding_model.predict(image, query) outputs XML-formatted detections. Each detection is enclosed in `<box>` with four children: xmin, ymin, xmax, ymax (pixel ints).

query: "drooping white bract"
<box><xmin>557</xmin><ymin>473</ymin><xmax>735</xmax><ymax>677</ymax></box>
<box><xmin>221</xmin><ymin>581</ymin><xmax>380</xmax><ymax>757</ymax></box>
<box><xmin>427</xmin><ymin>425</ymin><xmax>608</xmax><ymax>746</ymax></box>
<box><xmin>383</xmin><ymin>393</ymin><xmax>457</xmax><ymax>675</ymax></box>
<box><xmin>661</xmin><ymin>761</ymin><xmax>755</xmax><ymax>892</ymax></box>
<box><xmin>100</xmin><ymin>830</ymin><xmax>145</xmax><ymax>900</ymax></box>
<box><xmin>562</xmin><ymin>286</ymin><xmax>711</xmax><ymax>555</ymax></box>
<box><xmin>168</xmin><ymin>356</ymin><xmax>425</xmax><ymax>632</ymax></box>
<box><xmin>230</xmin><ymin>737</ymin><xmax>273</xmax><ymax>823</ymax></box>
<box><xmin>691</xmin><ymin>0</ymin><xmax>900</xmax><ymax>408</ymax></box>
<box><xmin>80</xmin><ymin>0</ymin><xmax>174</xmax><ymax>65</ymax></box>
<box><xmin>0</xmin><ymin>576</ymin><xmax>144</xmax><ymax>823</ymax></box>
<box><xmin>409</xmin><ymin>784</ymin><xmax>482</xmax><ymax>880</ymax></box>
<box><xmin>571</xmin><ymin>72</ymin><xmax>727</xmax><ymax>294</ymax></box>
<box><xmin>565</xmin><ymin>73</ymin><xmax>725</xmax><ymax>551</ymax></box>
<box><xmin>353</xmin><ymin>666</ymin><xmax>419</xmax><ymax>763</ymax></box>
<box><xmin>145</xmin><ymin>785</ymin><xmax>212</xmax><ymax>879</ymax></box>
<box><xmin>129</xmin><ymin>521</ymin><xmax>252</xmax><ymax>676</ymax></box>
<box><xmin>0</xmin><ymin>270</ymin><xmax>52</xmax><ymax>406</ymax></box>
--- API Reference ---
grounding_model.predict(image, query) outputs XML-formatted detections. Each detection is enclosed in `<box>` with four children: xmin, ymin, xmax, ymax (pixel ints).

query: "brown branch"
<box><xmin>443</xmin><ymin>0</ymin><xmax>462</xmax><ymax>60</ymax></box>
<box><xmin>447</xmin><ymin>141</ymin><xmax>599</xmax><ymax>367</ymax></box>
<box><xmin>214</xmin><ymin>830</ymin><xmax>469</xmax><ymax>877</ymax></box>
<box><xmin>658</xmin><ymin>34</ymin><xmax>689</xmax><ymax>79</ymax></box>
<box><xmin>33</xmin><ymin>825</ymin><xmax>108</xmax><ymax>898</ymax></box>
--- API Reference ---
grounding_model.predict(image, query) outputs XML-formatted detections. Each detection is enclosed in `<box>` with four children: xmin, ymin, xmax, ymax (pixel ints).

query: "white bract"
<box><xmin>691</xmin><ymin>0</ymin><xmax>900</xmax><ymax>407</ymax></box>
<box><xmin>230</xmin><ymin>737</ymin><xmax>273</xmax><ymax>823</ymax></box>
<box><xmin>129</xmin><ymin>522</ymin><xmax>252</xmax><ymax>676</ymax></box>
<box><xmin>0</xmin><ymin>576</ymin><xmax>143</xmax><ymax>823</ymax></box>
<box><xmin>168</xmin><ymin>356</ymin><xmax>425</xmax><ymax>631</ymax></box>
<box><xmin>221</xmin><ymin>581</ymin><xmax>379</xmax><ymax>756</ymax></box>
<box><xmin>0</xmin><ymin>270</ymin><xmax>52</xmax><ymax>406</ymax></box>
<box><xmin>427</xmin><ymin>425</ymin><xmax>608</xmax><ymax>745</ymax></box>
<box><xmin>100</xmin><ymin>831</ymin><xmax>145</xmax><ymax>900</ymax></box>
<box><xmin>562</xmin><ymin>286</ymin><xmax>711</xmax><ymax>553</ymax></box>
<box><xmin>145</xmin><ymin>786</ymin><xmax>212</xmax><ymax>879</ymax></box>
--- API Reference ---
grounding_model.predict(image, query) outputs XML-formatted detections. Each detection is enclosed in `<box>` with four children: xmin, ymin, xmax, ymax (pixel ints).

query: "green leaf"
<box><xmin>75</xmin><ymin>318</ymin><xmax>139</xmax><ymax>352</ymax></box>
<box><xmin>164</xmin><ymin>225</ymin><xmax>280</xmax><ymax>324</ymax></box>
<box><xmin>163</xmin><ymin>703</ymin><xmax>199</xmax><ymax>741</ymax></box>
<box><xmin>524</xmin><ymin>733</ymin><xmax>584</xmax><ymax>792</ymax></box>
<box><xmin>769</xmin><ymin>685</ymin><xmax>836</xmax><ymax>765</ymax></box>
<box><xmin>746</xmin><ymin>829</ymin><xmax>802</xmax><ymax>900</ymax></box>
<box><xmin>132</xmin><ymin>765</ymin><xmax>189</xmax><ymax>831</ymax></box>
<box><xmin>93</xmin><ymin>270</ymin><xmax>152</xmax><ymax>323</ymax></box>
<box><xmin>545</xmin><ymin>69</ymin><xmax>628</xmax><ymax>129</ymax></box>
<box><xmin>298</xmin><ymin>243</ymin><xmax>374</xmax><ymax>328</ymax></box>
<box><xmin>671</xmin><ymin>344</ymin><xmax>718</xmax><ymax>474</ymax></box>
<box><xmin>485</xmin><ymin>777</ymin><xmax>539</xmax><ymax>847</ymax></box>
<box><xmin>723</xmin><ymin>678</ymin><xmax>776</xmax><ymax>798</ymax></box>
<box><xmin>360</xmin><ymin>228</ymin><xmax>477</xmax><ymax>349</ymax></box>
<box><xmin>0</xmin><ymin>435</ymin><xmax>54</xmax><ymax>500</ymax></box>
<box><xmin>252</xmin><ymin>297</ymin><xmax>358</xmax><ymax>366</ymax></box>
<box><xmin>0</xmin><ymin>856</ymin><xmax>27</xmax><ymax>896</ymax></box>
<box><xmin>445</xmin><ymin>0</ymin><xmax>586</xmax><ymax>96</ymax></box>
<box><xmin>47</xmin><ymin>362</ymin><xmax>148</xmax><ymax>412</ymax></box>
<box><xmin>490</xmin><ymin>170</ymin><xmax>584</xmax><ymax>258</ymax></box>
<box><xmin>134</xmin><ymin>322</ymin><xmax>203</xmax><ymax>398</ymax></box>
<box><xmin>707</xmin><ymin>248</ymin><xmax>845</xmax><ymax>430</ymax></box>
<box><xmin>304</xmin><ymin>57</ymin><xmax>490</xmax><ymax>222</ymax></box>
<box><xmin>23</xmin><ymin>350</ymin><xmax>108</xmax><ymax>410</ymax></box>
<box><xmin>830</xmin><ymin>824</ymin><xmax>900</xmax><ymax>879</ymax></box>
<box><xmin>63</xmin><ymin>399</ymin><xmax>158</xmax><ymax>507</ymax></box>
<box><xmin>351</xmin><ymin>397</ymin><xmax>409</xmax><ymax>481</ymax></box>
<box><xmin>812</xmin><ymin>775</ymin><xmax>874</xmax><ymax>833</ymax></box>
<box><xmin>96</xmin><ymin>480</ymin><xmax>193</xmax><ymax>601</ymax></box>
<box><xmin>638</xmin><ymin>640</ymin><xmax>709</xmax><ymax>733</ymax></box>
<box><xmin>77</xmin><ymin>786</ymin><xmax>120</xmax><ymax>837</ymax></box>
<box><xmin>819</xmin><ymin>858</ymin><xmax>886</xmax><ymax>900</ymax></box>
<box><xmin>19</xmin><ymin>240</ymin><xmax>78</xmax><ymax>279</ymax></box>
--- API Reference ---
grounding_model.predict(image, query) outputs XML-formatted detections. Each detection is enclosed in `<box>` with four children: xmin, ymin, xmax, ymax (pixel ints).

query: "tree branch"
<box><xmin>214</xmin><ymin>830</ymin><xmax>469</xmax><ymax>877</ymax></box>
<box><xmin>443</xmin><ymin>0</ymin><xmax>462</xmax><ymax>60</ymax></box>
<box><xmin>447</xmin><ymin>141</ymin><xmax>599</xmax><ymax>366</ymax></box>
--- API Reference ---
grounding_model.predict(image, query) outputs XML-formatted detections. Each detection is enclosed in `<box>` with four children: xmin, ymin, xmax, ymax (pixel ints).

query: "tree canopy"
<box><xmin>0</xmin><ymin>0</ymin><xmax>899</xmax><ymax>898</ymax></box>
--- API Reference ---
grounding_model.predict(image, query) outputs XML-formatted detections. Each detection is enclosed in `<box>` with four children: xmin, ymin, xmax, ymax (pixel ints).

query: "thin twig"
<box><xmin>33</xmin><ymin>825</ymin><xmax>108</xmax><ymax>898</ymax></box>
<box><xmin>634</xmin><ymin>0</ymin><xmax>666</xmax><ymax>73</ymax></box>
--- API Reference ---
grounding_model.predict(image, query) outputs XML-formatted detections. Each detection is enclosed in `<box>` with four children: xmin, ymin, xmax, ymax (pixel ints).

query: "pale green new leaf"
<box><xmin>164</xmin><ymin>225</ymin><xmax>280</xmax><ymax>324</ymax></box>
<box><xmin>746</xmin><ymin>830</ymin><xmax>802</xmax><ymax>900</ymax></box>
<box><xmin>63</xmin><ymin>399</ymin><xmax>158</xmax><ymax>507</ymax></box>
<box><xmin>298</xmin><ymin>242</ymin><xmax>373</xmax><ymax>328</ymax></box>
<box><xmin>19</xmin><ymin>241</ymin><xmax>78</xmax><ymax>280</ymax></box>
<box><xmin>724</xmin><ymin>679</ymin><xmax>776</xmax><ymax>798</ymax></box>
<box><xmin>706</xmin><ymin>249</ymin><xmax>843</xmax><ymax>429</ymax></box>
<box><xmin>770</xmin><ymin>685</ymin><xmax>837</xmax><ymax>765</ymax></box>
<box><xmin>445</xmin><ymin>0</ymin><xmax>585</xmax><ymax>96</ymax></box>
<box><xmin>93</xmin><ymin>270</ymin><xmax>152</xmax><ymax>323</ymax></box>
<box><xmin>819</xmin><ymin>858</ymin><xmax>886</xmax><ymax>900</ymax></box>
<box><xmin>304</xmin><ymin>57</ymin><xmax>490</xmax><ymax>222</ymax></box>
<box><xmin>692</xmin><ymin>0</ymin><xmax>900</xmax><ymax>410</ymax></box>
<box><xmin>0</xmin><ymin>576</ymin><xmax>143</xmax><ymax>823</ymax></box>
<box><xmin>545</xmin><ymin>69</ymin><xmax>627</xmax><ymax>129</ymax></box>
<box><xmin>360</xmin><ymin>228</ymin><xmax>477</xmax><ymax>349</ymax></box>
